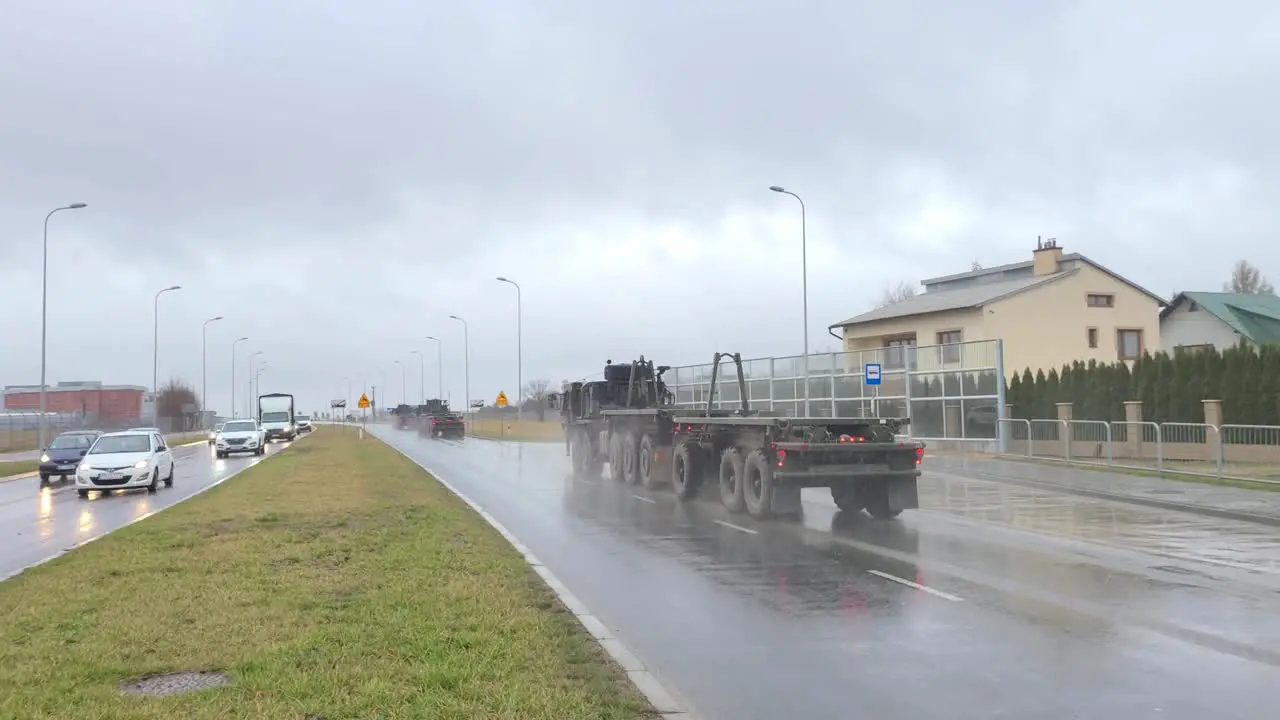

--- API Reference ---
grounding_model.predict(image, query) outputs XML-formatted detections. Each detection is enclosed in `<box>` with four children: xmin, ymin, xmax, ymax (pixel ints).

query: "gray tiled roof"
<box><xmin>830</xmin><ymin>271</ymin><xmax>1073</xmax><ymax>328</ymax></box>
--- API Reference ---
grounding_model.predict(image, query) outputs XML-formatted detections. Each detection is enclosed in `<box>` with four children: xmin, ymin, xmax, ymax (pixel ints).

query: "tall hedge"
<box><xmin>1007</xmin><ymin>341</ymin><xmax>1280</xmax><ymax>425</ymax></box>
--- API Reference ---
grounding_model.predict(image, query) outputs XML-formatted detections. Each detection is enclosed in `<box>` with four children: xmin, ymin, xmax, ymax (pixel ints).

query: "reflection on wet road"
<box><xmin>374</xmin><ymin>427</ymin><xmax>1276</xmax><ymax>720</ymax></box>
<box><xmin>0</xmin><ymin>440</ymin><xmax>290</xmax><ymax>580</ymax></box>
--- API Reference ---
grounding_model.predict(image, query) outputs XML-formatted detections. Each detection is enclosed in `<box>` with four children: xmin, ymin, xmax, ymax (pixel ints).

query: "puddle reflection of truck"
<box><xmin>258</xmin><ymin>393</ymin><xmax>297</xmax><ymax>442</ymax></box>
<box><xmin>548</xmin><ymin>352</ymin><xmax>925</xmax><ymax>521</ymax></box>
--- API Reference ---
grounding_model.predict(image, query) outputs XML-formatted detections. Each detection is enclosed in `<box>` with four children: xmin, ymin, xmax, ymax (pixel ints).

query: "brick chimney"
<box><xmin>1033</xmin><ymin>236</ymin><xmax>1063</xmax><ymax>276</ymax></box>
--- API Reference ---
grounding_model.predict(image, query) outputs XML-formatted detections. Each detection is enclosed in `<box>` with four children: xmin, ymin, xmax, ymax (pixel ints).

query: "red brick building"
<box><xmin>3</xmin><ymin>381</ymin><xmax>147</xmax><ymax>424</ymax></box>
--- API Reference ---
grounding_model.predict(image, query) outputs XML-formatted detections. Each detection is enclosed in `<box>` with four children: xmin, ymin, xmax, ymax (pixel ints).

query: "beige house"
<box><xmin>828</xmin><ymin>240</ymin><xmax>1167</xmax><ymax>376</ymax></box>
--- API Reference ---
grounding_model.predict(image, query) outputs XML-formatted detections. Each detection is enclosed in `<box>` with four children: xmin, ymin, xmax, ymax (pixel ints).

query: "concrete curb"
<box><xmin>0</xmin><ymin>434</ymin><xmax>308</xmax><ymax>583</ymax></box>
<box><xmin>931</xmin><ymin>469</ymin><xmax>1280</xmax><ymax>528</ymax></box>
<box><xmin>377</xmin><ymin>435</ymin><xmax>695</xmax><ymax>720</ymax></box>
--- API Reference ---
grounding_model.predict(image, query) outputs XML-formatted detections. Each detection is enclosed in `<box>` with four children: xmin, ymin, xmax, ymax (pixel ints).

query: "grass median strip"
<box><xmin>0</xmin><ymin>428</ymin><xmax>659</xmax><ymax>719</ymax></box>
<box><xmin>467</xmin><ymin>419</ymin><xmax>565</xmax><ymax>443</ymax></box>
<box><xmin>0</xmin><ymin>460</ymin><xmax>33</xmax><ymax>478</ymax></box>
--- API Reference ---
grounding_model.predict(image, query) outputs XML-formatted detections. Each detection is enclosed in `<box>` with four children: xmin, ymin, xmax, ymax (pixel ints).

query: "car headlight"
<box><xmin>134</xmin><ymin>459</ymin><xmax>150</xmax><ymax>469</ymax></box>
<box><xmin>40</xmin><ymin>454</ymin><xmax>50</xmax><ymax>463</ymax></box>
<box><xmin>78</xmin><ymin>463</ymin><xmax>91</xmax><ymax>472</ymax></box>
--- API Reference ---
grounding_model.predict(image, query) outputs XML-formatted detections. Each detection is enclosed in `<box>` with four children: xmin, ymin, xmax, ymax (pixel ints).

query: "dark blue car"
<box><xmin>39</xmin><ymin>431</ymin><xmax>102</xmax><ymax>485</ymax></box>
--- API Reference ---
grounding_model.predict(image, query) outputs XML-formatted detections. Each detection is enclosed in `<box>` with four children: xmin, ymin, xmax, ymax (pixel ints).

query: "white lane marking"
<box><xmin>631</xmin><ymin>494</ymin><xmax>656</xmax><ymax>504</ymax></box>
<box><xmin>0</xmin><ymin>437</ymin><xmax>307</xmax><ymax>583</ymax></box>
<box><xmin>714</xmin><ymin>519</ymin><xmax>758</xmax><ymax>535</ymax></box>
<box><xmin>867</xmin><ymin>569</ymin><xmax>964</xmax><ymax>602</ymax></box>
<box><xmin>576</xmin><ymin>478</ymin><xmax>600</xmax><ymax>486</ymax></box>
<box><xmin>371</xmin><ymin>427</ymin><xmax>693</xmax><ymax>717</ymax></box>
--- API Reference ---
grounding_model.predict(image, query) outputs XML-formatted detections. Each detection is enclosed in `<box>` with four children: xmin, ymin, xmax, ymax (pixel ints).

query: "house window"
<box><xmin>936</xmin><ymin>330</ymin><xmax>962</xmax><ymax>364</ymax></box>
<box><xmin>1175</xmin><ymin>343</ymin><xmax>1213</xmax><ymax>355</ymax></box>
<box><xmin>1087</xmin><ymin>293</ymin><xmax>1115</xmax><ymax>308</ymax></box>
<box><xmin>1087</xmin><ymin>327</ymin><xmax>1098</xmax><ymax>349</ymax></box>
<box><xmin>884</xmin><ymin>335</ymin><xmax>917</xmax><ymax>370</ymax></box>
<box><xmin>1117</xmin><ymin>329</ymin><xmax>1144</xmax><ymax>360</ymax></box>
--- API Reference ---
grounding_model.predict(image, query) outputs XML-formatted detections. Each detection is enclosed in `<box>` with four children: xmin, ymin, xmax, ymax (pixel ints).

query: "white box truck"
<box><xmin>258</xmin><ymin>393</ymin><xmax>297</xmax><ymax>442</ymax></box>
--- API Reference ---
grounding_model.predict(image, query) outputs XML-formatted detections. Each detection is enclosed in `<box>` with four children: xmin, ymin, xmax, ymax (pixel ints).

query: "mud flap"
<box><xmin>888</xmin><ymin>476</ymin><xmax>920</xmax><ymax>512</ymax></box>
<box><xmin>770</xmin><ymin>483</ymin><xmax>803</xmax><ymax>515</ymax></box>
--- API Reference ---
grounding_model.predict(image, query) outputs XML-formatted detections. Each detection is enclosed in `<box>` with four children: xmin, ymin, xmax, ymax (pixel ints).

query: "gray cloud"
<box><xmin>3</xmin><ymin>0</ymin><xmax>1279</xmax><ymax>414</ymax></box>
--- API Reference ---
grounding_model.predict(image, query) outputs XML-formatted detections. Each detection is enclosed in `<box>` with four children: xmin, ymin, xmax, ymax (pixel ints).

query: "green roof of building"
<box><xmin>1165</xmin><ymin>292</ymin><xmax>1280</xmax><ymax>344</ymax></box>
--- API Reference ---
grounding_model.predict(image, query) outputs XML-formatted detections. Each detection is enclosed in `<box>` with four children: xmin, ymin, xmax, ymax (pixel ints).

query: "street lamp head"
<box><xmin>410</xmin><ymin>349</ymin><xmax>420</xmax><ymax>354</ymax></box>
<box><xmin>236</xmin><ymin>336</ymin><xmax>249</xmax><ymax>342</ymax></box>
<box><xmin>68</xmin><ymin>203</ymin><xmax>87</xmax><ymax>209</ymax></box>
<box><xmin>210</xmin><ymin>315</ymin><xmax>223</xmax><ymax>322</ymax></box>
<box><xmin>166</xmin><ymin>285</ymin><xmax>181</xmax><ymax>291</ymax></box>
<box><xmin>768</xmin><ymin>185</ymin><xmax>786</xmax><ymax>193</ymax></box>
<box><xmin>425</xmin><ymin>335</ymin><xmax>437</xmax><ymax>341</ymax></box>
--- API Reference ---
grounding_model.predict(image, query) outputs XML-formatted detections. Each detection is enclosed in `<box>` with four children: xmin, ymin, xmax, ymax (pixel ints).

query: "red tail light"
<box><xmin>776</xmin><ymin>448</ymin><xmax>786</xmax><ymax>468</ymax></box>
<box><xmin>915</xmin><ymin>446</ymin><xmax>924</xmax><ymax>465</ymax></box>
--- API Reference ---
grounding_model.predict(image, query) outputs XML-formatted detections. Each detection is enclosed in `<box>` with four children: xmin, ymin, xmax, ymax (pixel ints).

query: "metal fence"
<box><xmin>0</xmin><ymin>410</ymin><xmax>195</xmax><ymax>452</ymax></box>
<box><xmin>0</xmin><ymin>411</ymin><xmax>84</xmax><ymax>452</ymax></box>
<box><xmin>997</xmin><ymin>418</ymin><xmax>1280</xmax><ymax>484</ymax></box>
<box><xmin>666</xmin><ymin>339</ymin><xmax>1005</xmax><ymax>440</ymax></box>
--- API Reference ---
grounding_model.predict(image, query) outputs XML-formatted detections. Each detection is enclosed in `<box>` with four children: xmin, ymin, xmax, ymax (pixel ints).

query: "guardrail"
<box><xmin>995</xmin><ymin>419</ymin><xmax>1280</xmax><ymax>484</ymax></box>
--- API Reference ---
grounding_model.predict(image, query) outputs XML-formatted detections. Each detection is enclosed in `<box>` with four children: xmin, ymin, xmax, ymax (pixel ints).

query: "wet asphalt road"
<box><xmin>0</xmin><ymin>439</ymin><xmax>291</xmax><ymax>580</ymax></box>
<box><xmin>373</xmin><ymin>426</ymin><xmax>1278</xmax><ymax>720</ymax></box>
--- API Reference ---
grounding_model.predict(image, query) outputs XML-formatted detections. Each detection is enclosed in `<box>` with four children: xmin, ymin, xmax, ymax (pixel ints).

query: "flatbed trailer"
<box><xmin>556</xmin><ymin>352</ymin><xmax>924</xmax><ymax>520</ymax></box>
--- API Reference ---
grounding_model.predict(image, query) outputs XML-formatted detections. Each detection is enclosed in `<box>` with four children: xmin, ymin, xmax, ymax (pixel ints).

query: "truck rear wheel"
<box><xmin>621</xmin><ymin>432</ymin><xmax>641</xmax><ymax>485</ymax></box>
<box><xmin>719</xmin><ymin>448</ymin><xmax>746</xmax><ymax>513</ymax></box>
<box><xmin>863</xmin><ymin>482</ymin><xmax>902</xmax><ymax>520</ymax></box>
<box><xmin>742</xmin><ymin>450</ymin><xmax>776</xmax><ymax>519</ymax></box>
<box><xmin>671</xmin><ymin>443</ymin><xmax>701</xmax><ymax>500</ymax></box>
<box><xmin>639</xmin><ymin>434</ymin><xmax>664</xmax><ymax>489</ymax></box>
<box><xmin>608</xmin><ymin>433</ymin><xmax>625</xmax><ymax>483</ymax></box>
<box><xmin>570</xmin><ymin>431</ymin><xmax>589</xmax><ymax>475</ymax></box>
<box><xmin>831</xmin><ymin>484</ymin><xmax>863</xmax><ymax>512</ymax></box>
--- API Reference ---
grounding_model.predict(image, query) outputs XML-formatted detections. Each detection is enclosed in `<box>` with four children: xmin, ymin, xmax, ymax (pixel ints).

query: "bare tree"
<box><xmin>523</xmin><ymin>378</ymin><xmax>553</xmax><ymax>421</ymax></box>
<box><xmin>156</xmin><ymin>378</ymin><xmax>198</xmax><ymax>431</ymax></box>
<box><xmin>970</xmin><ymin>261</ymin><xmax>983</xmax><ymax>271</ymax></box>
<box><xmin>1224</xmin><ymin>260</ymin><xmax>1275</xmax><ymax>294</ymax></box>
<box><xmin>875</xmin><ymin>281</ymin><xmax>918</xmax><ymax>309</ymax></box>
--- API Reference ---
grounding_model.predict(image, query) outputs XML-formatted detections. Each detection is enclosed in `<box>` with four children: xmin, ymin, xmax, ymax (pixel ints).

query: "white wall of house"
<box><xmin>1160</xmin><ymin>301</ymin><xmax>1245</xmax><ymax>352</ymax></box>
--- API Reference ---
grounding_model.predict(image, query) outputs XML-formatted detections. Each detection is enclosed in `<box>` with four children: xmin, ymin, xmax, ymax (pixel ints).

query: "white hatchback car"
<box><xmin>215</xmin><ymin>419</ymin><xmax>266</xmax><ymax>457</ymax></box>
<box><xmin>75</xmin><ymin>430</ymin><xmax>175</xmax><ymax>498</ymax></box>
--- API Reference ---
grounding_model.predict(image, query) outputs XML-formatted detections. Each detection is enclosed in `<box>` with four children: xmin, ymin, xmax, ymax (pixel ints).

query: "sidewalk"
<box><xmin>926</xmin><ymin>454</ymin><xmax>1280</xmax><ymax>527</ymax></box>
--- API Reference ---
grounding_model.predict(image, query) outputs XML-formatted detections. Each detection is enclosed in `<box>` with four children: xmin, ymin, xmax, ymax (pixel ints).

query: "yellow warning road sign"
<box><xmin>357</xmin><ymin>393</ymin><xmax>371</xmax><ymax>409</ymax></box>
<box><xmin>496</xmin><ymin>391</ymin><xmax>509</xmax><ymax>408</ymax></box>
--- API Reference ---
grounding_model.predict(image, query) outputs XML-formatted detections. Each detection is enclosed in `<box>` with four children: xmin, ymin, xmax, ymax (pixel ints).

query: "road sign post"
<box><xmin>864</xmin><ymin>363</ymin><xmax>882</xmax><ymax>417</ymax></box>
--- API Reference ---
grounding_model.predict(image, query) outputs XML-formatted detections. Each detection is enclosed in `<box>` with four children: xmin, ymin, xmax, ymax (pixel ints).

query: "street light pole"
<box><xmin>769</xmin><ymin>185</ymin><xmax>810</xmax><ymax>417</ymax></box>
<box><xmin>449</xmin><ymin>315</ymin><xmax>469</xmax><ymax>417</ymax></box>
<box><xmin>247</xmin><ymin>351</ymin><xmax>262</xmax><ymax>417</ymax></box>
<box><xmin>152</xmin><ymin>285</ymin><xmax>182</xmax><ymax>394</ymax></box>
<box><xmin>231</xmin><ymin>337</ymin><xmax>248</xmax><ymax>419</ymax></box>
<box><xmin>38</xmin><ymin>202</ymin><xmax>87</xmax><ymax>450</ymax></box>
<box><xmin>410</xmin><ymin>350</ymin><xmax>425</xmax><ymax>404</ymax></box>
<box><xmin>393</xmin><ymin>360</ymin><xmax>406</xmax><ymax>404</ymax></box>
<box><xmin>424</xmin><ymin>336</ymin><xmax>443</xmax><ymax>402</ymax></box>
<box><xmin>201</xmin><ymin>316</ymin><xmax>223</xmax><ymax>425</ymax></box>
<box><xmin>496</xmin><ymin>277</ymin><xmax>523</xmax><ymax>420</ymax></box>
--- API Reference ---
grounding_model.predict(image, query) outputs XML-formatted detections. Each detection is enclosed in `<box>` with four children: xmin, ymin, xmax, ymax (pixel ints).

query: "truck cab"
<box><xmin>258</xmin><ymin>393</ymin><xmax>297</xmax><ymax>442</ymax></box>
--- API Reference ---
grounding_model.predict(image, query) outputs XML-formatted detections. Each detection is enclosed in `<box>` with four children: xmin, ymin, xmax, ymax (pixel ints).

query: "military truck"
<box><xmin>547</xmin><ymin>353</ymin><xmax>924</xmax><ymax>520</ymax></box>
<box><xmin>417</xmin><ymin>399</ymin><xmax>465</xmax><ymax>439</ymax></box>
<box><xmin>392</xmin><ymin>404</ymin><xmax>419</xmax><ymax>430</ymax></box>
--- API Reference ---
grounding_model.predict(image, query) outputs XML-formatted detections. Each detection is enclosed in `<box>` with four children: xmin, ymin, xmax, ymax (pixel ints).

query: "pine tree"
<box><xmin>1008</xmin><ymin>372</ymin><xmax>1023</xmax><ymax>418</ymax></box>
<box><xmin>1033</xmin><ymin>369</ymin><xmax>1048</xmax><ymax>418</ymax></box>
<box><xmin>1111</xmin><ymin>361</ymin><xmax>1131</xmax><ymax>422</ymax></box>
<box><xmin>1045</xmin><ymin>368</ymin><xmax>1061</xmax><ymax>414</ymax></box>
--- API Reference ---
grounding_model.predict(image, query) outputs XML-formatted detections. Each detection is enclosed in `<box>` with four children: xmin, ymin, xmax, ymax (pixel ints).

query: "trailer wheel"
<box><xmin>608</xmin><ymin>433</ymin><xmax>625</xmax><ymax>483</ymax></box>
<box><xmin>620</xmin><ymin>432</ymin><xmax>641</xmax><ymax>485</ymax></box>
<box><xmin>570</xmin><ymin>430</ymin><xmax>589</xmax><ymax>475</ymax></box>
<box><xmin>831</xmin><ymin>484</ymin><xmax>864</xmax><ymax>512</ymax></box>
<box><xmin>639</xmin><ymin>434</ymin><xmax>664</xmax><ymax>489</ymax></box>
<box><xmin>742</xmin><ymin>450</ymin><xmax>776</xmax><ymax>519</ymax></box>
<box><xmin>864</xmin><ymin>483</ymin><xmax>902</xmax><ymax>520</ymax></box>
<box><xmin>671</xmin><ymin>443</ymin><xmax>701</xmax><ymax>500</ymax></box>
<box><xmin>718</xmin><ymin>448</ymin><xmax>746</xmax><ymax>513</ymax></box>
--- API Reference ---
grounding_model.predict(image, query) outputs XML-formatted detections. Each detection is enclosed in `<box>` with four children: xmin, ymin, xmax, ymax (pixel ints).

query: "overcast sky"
<box><xmin>3</xmin><ymin>0</ymin><xmax>1278</xmax><ymax>416</ymax></box>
